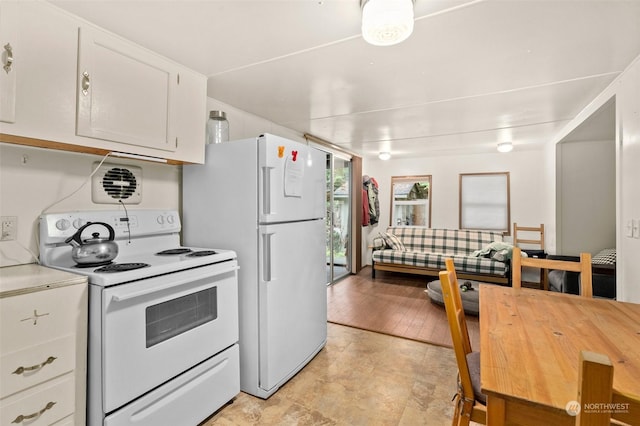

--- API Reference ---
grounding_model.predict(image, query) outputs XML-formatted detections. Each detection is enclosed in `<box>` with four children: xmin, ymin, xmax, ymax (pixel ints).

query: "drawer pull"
<box><xmin>11</xmin><ymin>401</ymin><xmax>56</xmax><ymax>424</ymax></box>
<box><xmin>12</xmin><ymin>356</ymin><xmax>57</xmax><ymax>375</ymax></box>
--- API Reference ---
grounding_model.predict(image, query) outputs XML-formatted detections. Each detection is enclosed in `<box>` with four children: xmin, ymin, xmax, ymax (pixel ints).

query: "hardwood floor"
<box><xmin>327</xmin><ymin>266</ymin><xmax>480</xmax><ymax>350</ymax></box>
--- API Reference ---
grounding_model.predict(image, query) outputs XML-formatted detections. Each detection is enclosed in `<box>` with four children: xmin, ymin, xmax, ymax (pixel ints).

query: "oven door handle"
<box><xmin>110</xmin><ymin>264</ymin><xmax>239</xmax><ymax>302</ymax></box>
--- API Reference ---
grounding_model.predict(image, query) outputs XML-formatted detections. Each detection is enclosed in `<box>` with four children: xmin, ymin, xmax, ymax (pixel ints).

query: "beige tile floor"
<box><xmin>202</xmin><ymin>323</ymin><xmax>458</xmax><ymax>425</ymax></box>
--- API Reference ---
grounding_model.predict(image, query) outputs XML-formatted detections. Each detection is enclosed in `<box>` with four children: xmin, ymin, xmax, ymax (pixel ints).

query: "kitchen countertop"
<box><xmin>0</xmin><ymin>263</ymin><xmax>87</xmax><ymax>298</ymax></box>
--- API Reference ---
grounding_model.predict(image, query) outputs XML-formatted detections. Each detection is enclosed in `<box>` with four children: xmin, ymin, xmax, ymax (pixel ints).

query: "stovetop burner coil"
<box><xmin>75</xmin><ymin>260</ymin><xmax>113</xmax><ymax>268</ymax></box>
<box><xmin>156</xmin><ymin>248</ymin><xmax>193</xmax><ymax>255</ymax></box>
<box><xmin>94</xmin><ymin>263</ymin><xmax>150</xmax><ymax>273</ymax></box>
<box><xmin>187</xmin><ymin>250</ymin><xmax>218</xmax><ymax>257</ymax></box>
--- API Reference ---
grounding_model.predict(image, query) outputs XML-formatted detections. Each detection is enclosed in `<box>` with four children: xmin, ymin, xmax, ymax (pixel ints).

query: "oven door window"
<box><xmin>145</xmin><ymin>287</ymin><xmax>217</xmax><ymax>348</ymax></box>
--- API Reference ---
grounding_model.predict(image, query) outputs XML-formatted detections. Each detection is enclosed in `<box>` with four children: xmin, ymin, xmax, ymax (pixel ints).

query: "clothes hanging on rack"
<box><xmin>363</xmin><ymin>175</ymin><xmax>379</xmax><ymax>225</ymax></box>
<box><xmin>362</xmin><ymin>188</ymin><xmax>370</xmax><ymax>226</ymax></box>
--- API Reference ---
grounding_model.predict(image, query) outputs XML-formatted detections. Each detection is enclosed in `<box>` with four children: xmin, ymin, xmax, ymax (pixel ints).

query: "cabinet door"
<box><xmin>77</xmin><ymin>26</ymin><xmax>178</xmax><ymax>152</ymax></box>
<box><xmin>0</xmin><ymin>0</ymin><xmax>18</xmax><ymax>123</ymax></box>
<box><xmin>173</xmin><ymin>67</ymin><xmax>207</xmax><ymax>163</ymax></box>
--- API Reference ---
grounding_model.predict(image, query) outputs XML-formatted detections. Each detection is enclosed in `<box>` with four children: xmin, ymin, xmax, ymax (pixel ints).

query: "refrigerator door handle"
<box><xmin>261</xmin><ymin>166</ymin><xmax>274</xmax><ymax>216</ymax></box>
<box><xmin>262</xmin><ymin>231</ymin><xmax>274</xmax><ymax>282</ymax></box>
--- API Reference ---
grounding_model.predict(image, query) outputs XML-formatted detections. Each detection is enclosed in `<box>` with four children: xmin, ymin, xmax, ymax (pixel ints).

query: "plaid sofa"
<box><xmin>371</xmin><ymin>227</ymin><xmax>510</xmax><ymax>284</ymax></box>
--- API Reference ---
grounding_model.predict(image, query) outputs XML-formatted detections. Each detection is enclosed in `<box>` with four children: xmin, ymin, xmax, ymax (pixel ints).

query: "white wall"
<box><xmin>361</xmin><ymin>149</ymin><xmax>547</xmax><ymax>266</ymax></box>
<box><xmin>618</xmin><ymin>58</ymin><xmax>640</xmax><ymax>302</ymax></box>
<box><xmin>556</xmin><ymin>140</ymin><xmax>616</xmax><ymax>255</ymax></box>
<box><xmin>0</xmin><ymin>144</ymin><xmax>181</xmax><ymax>266</ymax></box>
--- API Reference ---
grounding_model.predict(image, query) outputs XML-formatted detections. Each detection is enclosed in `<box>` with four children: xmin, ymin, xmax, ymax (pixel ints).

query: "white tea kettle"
<box><xmin>65</xmin><ymin>222</ymin><xmax>118</xmax><ymax>266</ymax></box>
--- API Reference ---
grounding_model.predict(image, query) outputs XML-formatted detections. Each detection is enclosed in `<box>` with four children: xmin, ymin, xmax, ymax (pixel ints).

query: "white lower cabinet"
<box><xmin>0</xmin><ymin>374</ymin><xmax>76</xmax><ymax>426</ymax></box>
<box><xmin>0</xmin><ymin>265</ymin><xmax>88</xmax><ymax>426</ymax></box>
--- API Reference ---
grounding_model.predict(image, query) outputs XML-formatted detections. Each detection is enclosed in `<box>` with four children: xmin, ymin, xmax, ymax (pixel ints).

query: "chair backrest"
<box><xmin>439</xmin><ymin>259</ymin><xmax>473</xmax><ymax>401</ymax></box>
<box><xmin>512</xmin><ymin>247</ymin><xmax>593</xmax><ymax>297</ymax></box>
<box><xmin>513</xmin><ymin>223</ymin><xmax>547</xmax><ymax>288</ymax></box>
<box><xmin>513</xmin><ymin>223</ymin><xmax>545</xmax><ymax>250</ymax></box>
<box><xmin>444</xmin><ymin>258</ymin><xmax>471</xmax><ymax>353</ymax></box>
<box><xmin>576</xmin><ymin>350</ymin><xmax>640</xmax><ymax>425</ymax></box>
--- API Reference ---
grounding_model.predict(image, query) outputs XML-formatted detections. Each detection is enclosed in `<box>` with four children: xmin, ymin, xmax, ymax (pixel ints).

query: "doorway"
<box><xmin>556</xmin><ymin>99</ymin><xmax>615</xmax><ymax>255</ymax></box>
<box><xmin>326</xmin><ymin>153</ymin><xmax>351</xmax><ymax>284</ymax></box>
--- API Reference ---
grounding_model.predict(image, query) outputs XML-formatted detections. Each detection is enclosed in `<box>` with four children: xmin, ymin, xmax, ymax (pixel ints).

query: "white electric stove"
<box><xmin>39</xmin><ymin>209</ymin><xmax>240</xmax><ymax>426</ymax></box>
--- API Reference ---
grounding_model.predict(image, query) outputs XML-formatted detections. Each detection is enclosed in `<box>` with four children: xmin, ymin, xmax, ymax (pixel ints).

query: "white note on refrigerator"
<box><xmin>284</xmin><ymin>156</ymin><xmax>304</xmax><ymax>197</ymax></box>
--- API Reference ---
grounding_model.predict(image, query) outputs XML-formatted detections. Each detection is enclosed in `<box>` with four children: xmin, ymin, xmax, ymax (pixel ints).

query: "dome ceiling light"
<box><xmin>497</xmin><ymin>142</ymin><xmax>513</xmax><ymax>153</ymax></box>
<box><xmin>361</xmin><ymin>0</ymin><xmax>415</xmax><ymax>46</ymax></box>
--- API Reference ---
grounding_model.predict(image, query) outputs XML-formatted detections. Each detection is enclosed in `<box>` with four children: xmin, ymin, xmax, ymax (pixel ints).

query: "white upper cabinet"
<box><xmin>0</xmin><ymin>1</ymin><xmax>18</xmax><ymax>123</ymax></box>
<box><xmin>77</xmin><ymin>26</ymin><xmax>178</xmax><ymax>153</ymax></box>
<box><xmin>1</xmin><ymin>2</ymin><xmax>206</xmax><ymax>164</ymax></box>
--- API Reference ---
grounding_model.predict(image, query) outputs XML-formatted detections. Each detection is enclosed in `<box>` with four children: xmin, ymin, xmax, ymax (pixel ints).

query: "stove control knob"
<box><xmin>55</xmin><ymin>219</ymin><xmax>70</xmax><ymax>231</ymax></box>
<box><xmin>156</xmin><ymin>215</ymin><xmax>165</xmax><ymax>225</ymax></box>
<box><xmin>72</xmin><ymin>218</ymin><xmax>86</xmax><ymax>229</ymax></box>
<box><xmin>166</xmin><ymin>215</ymin><xmax>175</xmax><ymax>224</ymax></box>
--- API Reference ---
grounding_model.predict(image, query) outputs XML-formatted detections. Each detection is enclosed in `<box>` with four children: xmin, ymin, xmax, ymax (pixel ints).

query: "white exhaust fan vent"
<box><xmin>92</xmin><ymin>162</ymin><xmax>142</xmax><ymax>204</ymax></box>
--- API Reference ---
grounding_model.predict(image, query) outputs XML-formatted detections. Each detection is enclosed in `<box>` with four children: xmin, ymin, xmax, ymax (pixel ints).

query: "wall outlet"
<box><xmin>1</xmin><ymin>216</ymin><xmax>17</xmax><ymax>241</ymax></box>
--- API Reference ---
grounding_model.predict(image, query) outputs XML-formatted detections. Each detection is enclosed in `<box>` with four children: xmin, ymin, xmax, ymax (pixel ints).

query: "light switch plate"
<box><xmin>634</xmin><ymin>219</ymin><xmax>640</xmax><ymax>239</ymax></box>
<box><xmin>627</xmin><ymin>220</ymin><xmax>634</xmax><ymax>237</ymax></box>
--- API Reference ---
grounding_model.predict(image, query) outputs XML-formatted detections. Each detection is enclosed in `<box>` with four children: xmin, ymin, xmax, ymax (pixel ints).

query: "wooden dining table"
<box><xmin>479</xmin><ymin>285</ymin><xmax>640</xmax><ymax>425</ymax></box>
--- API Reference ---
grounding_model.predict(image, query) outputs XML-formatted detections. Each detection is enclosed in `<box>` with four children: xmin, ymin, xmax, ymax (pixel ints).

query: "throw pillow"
<box><xmin>385</xmin><ymin>232</ymin><xmax>406</xmax><ymax>251</ymax></box>
<box><xmin>592</xmin><ymin>248</ymin><xmax>616</xmax><ymax>265</ymax></box>
<box><xmin>372</xmin><ymin>234</ymin><xmax>388</xmax><ymax>250</ymax></box>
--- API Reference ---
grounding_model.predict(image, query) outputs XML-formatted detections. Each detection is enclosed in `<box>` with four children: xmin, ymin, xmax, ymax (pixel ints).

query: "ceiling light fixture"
<box><xmin>361</xmin><ymin>0</ymin><xmax>415</xmax><ymax>46</ymax></box>
<box><xmin>378</xmin><ymin>151</ymin><xmax>391</xmax><ymax>160</ymax></box>
<box><xmin>497</xmin><ymin>142</ymin><xmax>513</xmax><ymax>153</ymax></box>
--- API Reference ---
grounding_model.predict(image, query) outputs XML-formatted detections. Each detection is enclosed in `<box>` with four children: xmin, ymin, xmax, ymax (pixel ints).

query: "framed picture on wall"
<box><xmin>390</xmin><ymin>175</ymin><xmax>432</xmax><ymax>227</ymax></box>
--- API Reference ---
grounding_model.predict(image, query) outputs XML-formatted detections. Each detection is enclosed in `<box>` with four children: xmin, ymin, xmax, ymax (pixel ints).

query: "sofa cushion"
<box><xmin>372</xmin><ymin>250</ymin><xmax>508</xmax><ymax>276</ymax></box>
<box><xmin>385</xmin><ymin>227</ymin><xmax>503</xmax><ymax>255</ymax></box>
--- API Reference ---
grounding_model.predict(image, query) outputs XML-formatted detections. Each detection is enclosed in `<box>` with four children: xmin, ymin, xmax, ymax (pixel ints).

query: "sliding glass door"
<box><xmin>326</xmin><ymin>153</ymin><xmax>351</xmax><ymax>284</ymax></box>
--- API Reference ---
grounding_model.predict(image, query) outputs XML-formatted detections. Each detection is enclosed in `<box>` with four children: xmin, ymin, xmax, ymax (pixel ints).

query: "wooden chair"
<box><xmin>513</xmin><ymin>223</ymin><xmax>547</xmax><ymax>289</ymax></box>
<box><xmin>512</xmin><ymin>247</ymin><xmax>594</xmax><ymax>298</ymax></box>
<box><xmin>439</xmin><ymin>259</ymin><xmax>486</xmax><ymax>426</ymax></box>
<box><xmin>513</xmin><ymin>222</ymin><xmax>545</xmax><ymax>250</ymax></box>
<box><xmin>576</xmin><ymin>350</ymin><xmax>640</xmax><ymax>425</ymax></box>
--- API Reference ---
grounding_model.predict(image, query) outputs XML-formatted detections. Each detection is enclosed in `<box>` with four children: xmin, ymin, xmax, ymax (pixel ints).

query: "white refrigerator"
<box><xmin>182</xmin><ymin>133</ymin><xmax>327</xmax><ymax>399</ymax></box>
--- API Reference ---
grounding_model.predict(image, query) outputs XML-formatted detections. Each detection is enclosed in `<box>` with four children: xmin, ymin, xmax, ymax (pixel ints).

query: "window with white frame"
<box><xmin>459</xmin><ymin>172</ymin><xmax>510</xmax><ymax>234</ymax></box>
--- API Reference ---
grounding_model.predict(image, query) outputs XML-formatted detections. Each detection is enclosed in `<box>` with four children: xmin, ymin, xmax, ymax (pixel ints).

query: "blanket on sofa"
<box><xmin>472</xmin><ymin>241</ymin><xmax>518</xmax><ymax>262</ymax></box>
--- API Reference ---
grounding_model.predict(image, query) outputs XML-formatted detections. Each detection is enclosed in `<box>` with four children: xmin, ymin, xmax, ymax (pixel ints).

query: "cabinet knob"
<box><xmin>3</xmin><ymin>43</ymin><xmax>13</xmax><ymax>74</ymax></box>
<box><xmin>81</xmin><ymin>71</ymin><xmax>91</xmax><ymax>95</ymax></box>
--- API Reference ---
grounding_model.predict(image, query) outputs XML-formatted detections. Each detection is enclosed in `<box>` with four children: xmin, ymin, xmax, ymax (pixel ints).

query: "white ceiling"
<box><xmin>50</xmin><ymin>0</ymin><xmax>640</xmax><ymax>158</ymax></box>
